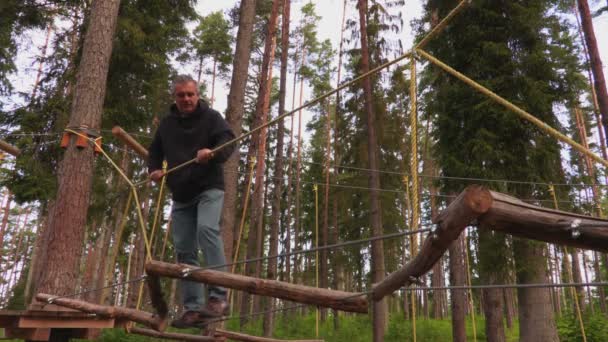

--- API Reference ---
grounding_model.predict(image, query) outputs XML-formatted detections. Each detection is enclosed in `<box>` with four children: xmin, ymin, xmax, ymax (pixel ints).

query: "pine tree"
<box><xmin>421</xmin><ymin>0</ymin><xmax>588</xmax><ymax>340</ymax></box>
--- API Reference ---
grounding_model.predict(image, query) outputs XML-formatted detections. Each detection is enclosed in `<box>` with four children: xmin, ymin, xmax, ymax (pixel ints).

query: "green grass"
<box><xmin>5</xmin><ymin>312</ymin><xmax>607</xmax><ymax>341</ymax></box>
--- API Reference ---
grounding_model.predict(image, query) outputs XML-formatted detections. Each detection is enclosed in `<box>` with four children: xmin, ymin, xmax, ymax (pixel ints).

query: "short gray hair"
<box><xmin>171</xmin><ymin>75</ymin><xmax>199</xmax><ymax>95</ymax></box>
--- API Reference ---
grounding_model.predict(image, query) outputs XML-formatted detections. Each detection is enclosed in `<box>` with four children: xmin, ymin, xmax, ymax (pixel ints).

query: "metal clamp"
<box><xmin>181</xmin><ymin>267</ymin><xmax>192</xmax><ymax>278</ymax></box>
<box><xmin>570</xmin><ymin>219</ymin><xmax>582</xmax><ymax>239</ymax></box>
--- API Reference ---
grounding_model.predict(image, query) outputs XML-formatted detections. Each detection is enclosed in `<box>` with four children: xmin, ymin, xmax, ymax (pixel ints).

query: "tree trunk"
<box><xmin>357</xmin><ymin>1</ymin><xmax>387</xmax><ymax>340</ymax></box>
<box><xmin>570</xmin><ymin>249</ymin><xmax>586</xmax><ymax>312</ymax></box>
<box><xmin>240</xmin><ymin>0</ymin><xmax>280</xmax><ymax>327</ymax></box>
<box><xmin>210</xmin><ymin>57</ymin><xmax>217</xmax><ymax>107</ymax></box>
<box><xmin>449</xmin><ymin>234</ymin><xmax>467</xmax><ymax>342</ymax></box>
<box><xmin>478</xmin><ymin>229</ymin><xmax>506</xmax><ymax>342</ymax></box>
<box><xmin>577</xmin><ymin>0</ymin><xmax>608</xmax><ymax>140</ymax></box>
<box><xmin>263</xmin><ymin>0</ymin><xmax>290</xmax><ymax>336</ymax></box>
<box><xmin>331</xmin><ymin>0</ymin><xmax>348</xmax><ymax>330</ymax></box>
<box><xmin>512</xmin><ymin>240</ymin><xmax>558</xmax><ymax>342</ymax></box>
<box><xmin>221</xmin><ymin>0</ymin><xmax>257</xmax><ymax>264</ymax></box>
<box><xmin>36</xmin><ymin>0</ymin><xmax>120</xmax><ymax>297</ymax></box>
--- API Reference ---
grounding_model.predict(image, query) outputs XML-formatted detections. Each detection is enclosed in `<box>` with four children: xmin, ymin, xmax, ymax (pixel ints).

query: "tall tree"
<box><xmin>577</xmin><ymin>0</ymin><xmax>608</xmax><ymax>140</ymax></box>
<box><xmin>36</xmin><ymin>0</ymin><xmax>120</xmax><ymax>297</ymax></box>
<box><xmin>240</xmin><ymin>0</ymin><xmax>280</xmax><ymax>326</ymax></box>
<box><xmin>192</xmin><ymin>11</ymin><xmax>234</xmax><ymax>106</ymax></box>
<box><xmin>421</xmin><ymin>0</ymin><xmax>586</xmax><ymax>340</ymax></box>
<box><xmin>357</xmin><ymin>0</ymin><xmax>387</xmax><ymax>340</ymax></box>
<box><xmin>263</xmin><ymin>0</ymin><xmax>290</xmax><ymax>336</ymax></box>
<box><xmin>221</xmin><ymin>0</ymin><xmax>257</xmax><ymax>267</ymax></box>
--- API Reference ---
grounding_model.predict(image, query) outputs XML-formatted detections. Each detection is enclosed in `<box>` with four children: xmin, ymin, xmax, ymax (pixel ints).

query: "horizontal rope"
<box><xmin>405</xmin><ymin>281</ymin><xmax>608</xmax><ymax>291</ymax></box>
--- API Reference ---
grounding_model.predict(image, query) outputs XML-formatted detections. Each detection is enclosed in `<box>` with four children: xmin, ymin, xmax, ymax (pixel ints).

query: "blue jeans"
<box><xmin>171</xmin><ymin>188</ymin><xmax>227</xmax><ymax>311</ymax></box>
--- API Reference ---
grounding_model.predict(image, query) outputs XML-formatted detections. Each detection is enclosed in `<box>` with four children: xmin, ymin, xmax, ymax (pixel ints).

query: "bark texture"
<box><xmin>37</xmin><ymin>0</ymin><xmax>121</xmax><ymax>296</ymax></box>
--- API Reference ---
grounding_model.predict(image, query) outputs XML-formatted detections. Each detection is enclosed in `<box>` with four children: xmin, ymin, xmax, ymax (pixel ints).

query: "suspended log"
<box><xmin>373</xmin><ymin>185</ymin><xmax>608</xmax><ymax>300</ymax></box>
<box><xmin>111</xmin><ymin>126</ymin><xmax>148</xmax><ymax>159</ymax></box>
<box><xmin>214</xmin><ymin>329</ymin><xmax>324</xmax><ymax>342</ymax></box>
<box><xmin>480</xmin><ymin>190</ymin><xmax>608</xmax><ymax>252</ymax></box>
<box><xmin>130</xmin><ymin>327</ymin><xmax>216</xmax><ymax>341</ymax></box>
<box><xmin>372</xmin><ymin>185</ymin><xmax>492</xmax><ymax>300</ymax></box>
<box><xmin>145</xmin><ymin>260</ymin><xmax>368</xmax><ymax>313</ymax></box>
<box><xmin>35</xmin><ymin>293</ymin><xmax>167</xmax><ymax>331</ymax></box>
<box><xmin>0</xmin><ymin>139</ymin><xmax>21</xmax><ymax>157</ymax></box>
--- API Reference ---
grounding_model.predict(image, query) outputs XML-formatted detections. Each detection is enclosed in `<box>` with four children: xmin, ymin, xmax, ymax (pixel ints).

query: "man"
<box><xmin>148</xmin><ymin>75</ymin><xmax>235</xmax><ymax>328</ymax></box>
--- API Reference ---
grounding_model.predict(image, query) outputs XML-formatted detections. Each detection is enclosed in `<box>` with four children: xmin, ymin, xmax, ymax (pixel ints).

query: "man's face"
<box><xmin>174</xmin><ymin>81</ymin><xmax>200</xmax><ymax>114</ymax></box>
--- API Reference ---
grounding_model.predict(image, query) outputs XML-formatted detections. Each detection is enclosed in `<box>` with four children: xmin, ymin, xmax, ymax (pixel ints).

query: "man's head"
<box><xmin>172</xmin><ymin>75</ymin><xmax>200</xmax><ymax>114</ymax></box>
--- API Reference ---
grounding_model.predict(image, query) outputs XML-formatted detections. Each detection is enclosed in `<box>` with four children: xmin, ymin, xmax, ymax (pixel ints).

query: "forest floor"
<box><xmin>3</xmin><ymin>311</ymin><xmax>606</xmax><ymax>341</ymax></box>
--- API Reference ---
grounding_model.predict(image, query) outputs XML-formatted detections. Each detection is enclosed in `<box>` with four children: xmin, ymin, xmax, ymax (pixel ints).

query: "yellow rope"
<box><xmin>149</xmin><ymin>161</ymin><xmax>168</xmax><ymax>251</ymax></box>
<box><xmin>409</xmin><ymin>55</ymin><xmax>419</xmax><ymax>342</ymax></box>
<box><xmin>415</xmin><ymin>0</ymin><xmax>470</xmax><ymax>49</ymax></box>
<box><xmin>229</xmin><ymin>156</ymin><xmax>256</xmax><ymax>311</ymax></box>
<box><xmin>417</xmin><ymin>49</ymin><xmax>608</xmax><ymax>171</ymax></box>
<box><xmin>549</xmin><ymin>185</ymin><xmax>587</xmax><ymax>342</ymax></box>
<box><xmin>314</xmin><ymin>183</ymin><xmax>320</xmax><ymax>338</ymax></box>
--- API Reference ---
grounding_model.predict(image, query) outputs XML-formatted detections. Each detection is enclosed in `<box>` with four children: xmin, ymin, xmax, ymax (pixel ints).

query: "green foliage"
<box><xmin>557</xmin><ymin>311</ymin><xmax>608</xmax><ymax>342</ymax></box>
<box><xmin>191</xmin><ymin>11</ymin><xmax>233</xmax><ymax>82</ymax></box>
<box><xmin>88</xmin><ymin>314</ymin><xmax>520</xmax><ymax>342</ymax></box>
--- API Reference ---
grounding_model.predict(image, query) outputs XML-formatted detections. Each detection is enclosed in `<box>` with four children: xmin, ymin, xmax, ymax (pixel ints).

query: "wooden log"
<box><xmin>0</xmin><ymin>139</ymin><xmax>21</xmax><ymax>157</ymax></box>
<box><xmin>373</xmin><ymin>185</ymin><xmax>608</xmax><ymax>301</ymax></box>
<box><xmin>480</xmin><ymin>190</ymin><xmax>608</xmax><ymax>252</ymax></box>
<box><xmin>35</xmin><ymin>293</ymin><xmax>167</xmax><ymax>331</ymax></box>
<box><xmin>130</xmin><ymin>327</ymin><xmax>217</xmax><ymax>341</ymax></box>
<box><xmin>146</xmin><ymin>274</ymin><xmax>169</xmax><ymax>317</ymax></box>
<box><xmin>214</xmin><ymin>329</ymin><xmax>324</xmax><ymax>342</ymax></box>
<box><xmin>111</xmin><ymin>126</ymin><xmax>148</xmax><ymax>159</ymax></box>
<box><xmin>372</xmin><ymin>185</ymin><xmax>493</xmax><ymax>300</ymax></box>
<box><xmin>145</xmin><ymin>260</ymin><xmax>368</xmax><ymax>313</ymax></box>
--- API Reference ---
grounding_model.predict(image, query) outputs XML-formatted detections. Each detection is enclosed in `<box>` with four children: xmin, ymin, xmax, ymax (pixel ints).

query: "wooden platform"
<box><xmin>0</xmin><ymin>306</ymin><xmax>127</xmax><ymax>341</ymax></box>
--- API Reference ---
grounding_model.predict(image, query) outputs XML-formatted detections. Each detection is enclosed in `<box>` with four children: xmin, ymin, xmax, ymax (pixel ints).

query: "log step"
<box><xmin>130</xmin><ymin>327</ymin><xmax>217</xmax><ymax>341</ymax></box>
<box><xmin>145</xmin><ymin>260</ymin><xmax>368</xmax><ymax>313</ymax></box>
<box><xmin>35</xmin><ymin>293</ymin><xmax>167</xmax><ymax>331</ymax></box>
<box><xmin>214</xmin><ymin>328</ymin><xmax>324</xmax><ymax>342</ymax></box>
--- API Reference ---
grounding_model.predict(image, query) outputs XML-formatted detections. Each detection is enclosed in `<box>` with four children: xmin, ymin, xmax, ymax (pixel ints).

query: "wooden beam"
<box><xmin>372</xmin><ymin>185</ymin><xmax>493</xmax><ymax>300</ymax></box>
<box><xmin>480</xmin><ymin>190</ymin><xmax>608</xmax><ymax>252</ymax></box>
<box><xmin>35</xmin><ymin>293</ymin><xmax>167</xmax><ymax>331</ymax></box>
<box><xmin>0</xmin><ymin>139</ymin><xmax>21</xmax><ymax>156</ymax></box>
<box><xmin>214</xmin><ymin>329</ymin><xmax>324</xmax><ymax>342</ymax></box>
<box><xmin>145</xmin><ymin>260</ymin><xmax>368</xmax><ymax>313</ymax></box>
<box><xmin>111</xmin><ymin>126</ymin><xmax>148</xmax><ymax>159</ymax></box>
<box><xmin>373</xmin><ymin>185</ymin><xmax>608</xmax><ymax>301</ymax></box>
<box><xmin>129</xmin><ymin>327</ymin><xmax>217</xmax><ymax>341</ymax></box>
<box><xmin>18</xmin><ymin>316</ymin><xmax>115</xmax><ymax>329</ymax></box>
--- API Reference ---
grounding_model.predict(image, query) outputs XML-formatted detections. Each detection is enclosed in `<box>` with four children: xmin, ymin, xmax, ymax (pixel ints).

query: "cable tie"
<box><xmin>47</xmin><ymin>296</ymin><xmax>56</xmax><ymax>304</ymax></box>
<box><xmin>181</xmin><ymin>268</ymin><xmax>192</xmax><ymax>278</ymax></box>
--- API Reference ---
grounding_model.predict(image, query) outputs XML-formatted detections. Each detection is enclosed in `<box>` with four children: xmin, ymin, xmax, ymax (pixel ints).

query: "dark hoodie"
<box><xmin>148</xmin><ymin>100</ymin><xmax>236</xmax><ymax>202</ymax></box>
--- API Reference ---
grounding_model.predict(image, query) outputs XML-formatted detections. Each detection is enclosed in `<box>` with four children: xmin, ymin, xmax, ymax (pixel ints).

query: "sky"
<box><xmin>6</xmin><ymin>1</ymin><xmax>607</xmax><ymax>118</ymax></box>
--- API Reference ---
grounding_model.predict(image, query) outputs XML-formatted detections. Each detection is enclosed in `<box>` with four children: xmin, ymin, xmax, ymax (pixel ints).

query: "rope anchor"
<box><xmin>61</xmin><ymin>126</ymin><xmax>102</xmax><ymax>154</ymax></box>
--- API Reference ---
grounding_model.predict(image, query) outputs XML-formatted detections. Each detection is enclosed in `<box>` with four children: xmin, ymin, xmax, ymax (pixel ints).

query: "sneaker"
<box><xmin>198</xmin><ymin>297</ymin><xmax>229</xmax><ymax>318</ymax></box>
<box><xmin>170</xmin><ymin>311</ymin><xmax>206</xmax><ymax>329</ymax></box>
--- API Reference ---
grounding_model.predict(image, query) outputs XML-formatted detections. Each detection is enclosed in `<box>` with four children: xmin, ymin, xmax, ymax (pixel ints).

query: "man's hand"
<box><xmin>196</xmin><ymin>148</ymin><xmax>215</xmax><ymax>164</ymax></box>
<box><xmin>149</xmin><ymin>170</ymin><xmax>165</xmax><ymax>183</ymax></box>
